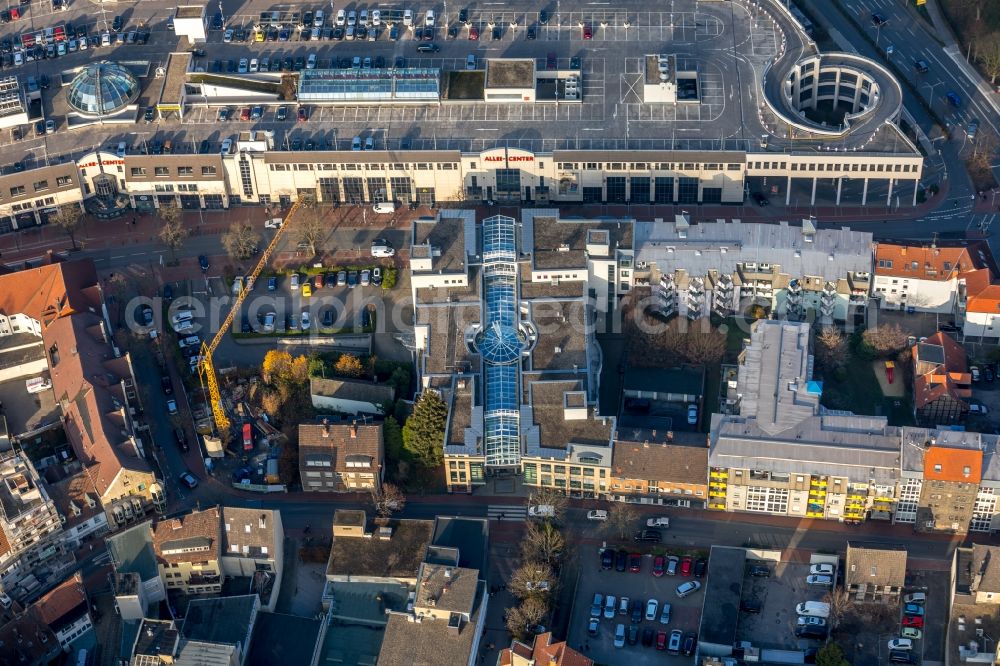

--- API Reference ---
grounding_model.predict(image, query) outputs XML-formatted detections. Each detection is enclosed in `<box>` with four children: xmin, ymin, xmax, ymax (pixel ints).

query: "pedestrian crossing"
<box><xmin>487</xmin><ymin>504</ymin><xmax>528</xmax><ymax>522</ymax></box>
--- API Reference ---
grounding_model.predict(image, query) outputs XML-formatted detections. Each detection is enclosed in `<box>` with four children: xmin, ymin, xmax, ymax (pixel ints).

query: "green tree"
<box><xmin>401</xmin><ymin>391</ymin><xmax>448</xmax><ymax>468</ymax></box>
<box><xmin>383</xmin><ymin>415</ymin><xmax>404</xmax><ymax>463</ymax></box>
<box><xmin>815</xmin><ymin>643</ymin><xmax>850</xmax><ymax>666</ymax></box>
<box><xmin>381</xmin><ymin>267</ymin><xmax>397</xmax><ymax>290</ymax></box>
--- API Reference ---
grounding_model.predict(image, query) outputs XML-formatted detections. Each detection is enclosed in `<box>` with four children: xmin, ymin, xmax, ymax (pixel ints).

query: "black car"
<box><xmin>198</xmin><ymin>255</ymin><xmax>210</xmax><ymax>271</ymax></box>
<box><xmin>448</xmin><ymin>25</ymin><xmax>458</xmax><ymax>39</ymax></box>
<box><xmin>748</xmin><ymin>565</ymin><xmax>770</xmax><ymax>578</ymax></box>
<box><xmin>740</xmin><ymin>598</ymin><xmax>762</xmax><ymax>613</ymax></box>
<box><xmin>303</xmin><ymin>10</ymin><xmax>313</xmax><ymax>25</ymax></box>
<box><xmin>112</xmin><ymin>15</ymin><xmax>123</xmax><ymax>31</ymax></box>
<box><xmin>0</xmin><ymin>38</ymin><xmax>10</xmax><ymax>53</ymax></box>
<box><xmin>163</xmin><ymin>283</ymin><xmax>174</xmax><ymax>300</ymax></box>
<box><xmin>241</xmin><ymin>317</ymin><xmax>251</xmax><ymax>333</ymax></box>
<box><xmin>174</xmin><ymin>427</ymin><xmax>189</xmax><ymax>452</ymax></box>
<box><xmin>627</xmin><ymin>624</ymin><xmax>639</xmax><ymax>646</ymax></box>
<box><xmin>144</xmin><ymin>107</ymin><xmax>155</xmax><ymax>122</ymax></box>
<box><xmin>987</xmin><ymin>366</ymin><xmax>996</xmax><ymax>382</ymax></box>
<box><xmin>693</xmin><ymin>558</ymin><xmax>707</xmax><ymax>578</ymax></box>
<box><xmin>633</xmin><ymin>529</ymin><xmax>662</xmax><ymax>543</ymax></box>
<box><xmin>527</xmin><ymin>26</ymin><xmax>536</xmax><ymax>39</ymax></box>
<box><xmin>211</xmin><ymin>12</ymin><xmax>223</xmax><ymax>30</ymax></box>
<box><xmin>682</xmin><ymin>633</ymin><xmax>696</xmax><ymax>656</ymax></box>
<box><xmin>182</xmin><ymin>346</ymin><xmax>200</xmax><ymax>359</ymax></box>
<box><xmin>539</xmin><ymin>10</ymin><xmax>549</xmax><ymax>24</ymax></box>
<box><xmin>291</xmin><ymin>138</ymin><xmax>303</xmax><ymax>151</ymax></box>
<box><xmin>160</xmin><ymin>376</ymin><xmax>173</xmax><ymax>395</ymax></box>
<box><xmin>630</xmin><ymin>599</ymin><xmax>642</xmax><ymax>624</ymax></box>
<box><xmin>615</xmin><ymin>548</ymin><xmax>628</xmax><ymax>572</ymax></box>
<box><xmin>305</xmin><ymin>139</ymin><xmax>315</xmax><ymax>151</ymax></box>
<box><xmin>795</xmin><ymin>625</ymin><xmax>828</xmax><ymax>639</ymax></box>
<box><xmin>915</xmin><ymin>59</ymin><xmax>929</xmax><ymax>73</ymax></box>
<box><xmin>136</xmin><ymin>30</ymin><xmax>149</xmax><ymax>45</ymax></box>
<box><xmin>333</xmin><ymin>27</ymin><xmax>344</xmax><ymax>39</ymax></box>
<box><xmin>423</xmin><ymin>27</ymin><xmax>435</xmax><ymax>41</ymax></box>
<box><xmin>283</xmin><ymin>57</ymin><xmax>293</xmax><ymax>71</ymax></box>
<box><xmin>641</xmin><ymin>627</ymin><xmax>654</xmax><ymax>648</ymax></box>
<box><xmin>889</xmin><ymin>652</ymin><xmax>916</xmax><ymax>664</ymax></box>
<box><xmin>38</xmin><ymin>75</ymin><xmax>48</xmax><ymax>89</ymax></box>
<box><xmin>600</xmin><ymin>548</ymin><xmax>614</xmax><ymax>570</ymax></box>
<box><xmin>199</xmin><ymin>139</ymin><xmax>210</xmax><ymax>154</ymax></box>
<box><xmin>752</xmin><ymin>192</ymin><xmax>769</xmax><ymax>206</ymax></box>
<box><xmin>492</xmin><ymin>26</ymin><xmax>501</xmax><ymax>40</ymax></box>
<box><xmin>150</xmin><ymin>141</ymin><xmax>163</xmax><ymax>155</ymax></box>
<box><xmin>459</xmin><ymin>8</ymin><xmax>468</xmax><ymax>22</ymax></box>
<box><xmin>294</xmin><ymin>56</ymin><xmax>305</xmax><ymax>71</ymax></box>
<box><xmin>0</xmin><ymin>10</ymin><xmax>9</xmax><ymax>23</ymax></box>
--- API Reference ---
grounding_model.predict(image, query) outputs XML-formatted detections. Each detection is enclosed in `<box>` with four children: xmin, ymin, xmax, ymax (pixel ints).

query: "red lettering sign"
<box><xmin>484</xmin><ymin>156</ymin><xmax>505</xmax><ymax>162</ymax></box>
<box><xmin>79</xmin><ymin>160</ymin><xmax>125</xmax><ymax>168</ymax></box>
<box><xmin>508</xmin><ymin>156</ymin><xmax>534</xmax><ymax>163</ymax></box>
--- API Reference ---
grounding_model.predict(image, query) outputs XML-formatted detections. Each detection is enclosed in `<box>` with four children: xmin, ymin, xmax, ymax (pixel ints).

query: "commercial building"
<box><xmin>413</xmin><ymin>210</ymin><xmax>625</xmax><ymax>492</ymax></box>
<box><xmin>635</xmin><ymin>217</ymin><xmax>872</xmax><ymax>323</ymax></box>
<box><xmin>709</xmin><ymin>320</ymin><xmax>901</xmax><ymax>522</ymax></box>
<box><xmin>298</xmin><ymin>420</ymin><xmax>384</xmax><ymax>493</ymax></box>
<box><xmin>309</xmin><ymin>377</ymin><xmax>395</xmax><ymax>416</ymax></box>
<box><xmin>608</xmin><ymin>429</ymin><xmax>709</xmax><ymax>507</ymax></box>
<box><xmin>107</xmin><ymin>521</ymin><xmax>166</xmax><ymax>621</ymax></box>
<box><xmin>181</xmin><ymin>595</ymin><xmax>260</xmax><ymax>665</ymax></box>
<box><xmin>697</xmin><ymin>546</ymin><xmax>746</xmax><ymax>657</ymax></box>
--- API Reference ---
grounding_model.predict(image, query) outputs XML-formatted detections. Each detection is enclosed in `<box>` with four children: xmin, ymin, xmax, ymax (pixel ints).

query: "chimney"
<box><xmin>259</xmin><ymin>514</ymin><xmax>267</xmax><ymax>529</ymax></box>
<box><xmin>351</xmin><ymin>422</ymin><xmax>358</xmax><ymax>439</ymax></box>
<box><xmin>322</xmin><ymin>418</ymin><xmax>330</xmax><ymax>438</ymax></box>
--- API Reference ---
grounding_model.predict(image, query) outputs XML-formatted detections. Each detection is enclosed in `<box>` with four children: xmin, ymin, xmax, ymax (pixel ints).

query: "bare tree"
<box><xmin>528</xmin><ymin>487</ymin><xmax>568</xmax><ymax>522</ymax></box>
<box><xmin>815</xmin><ymin>326</ymin><xmax>848</xmax><ymax>372</ymax></box>
<box><xmin>221</xmin><ymin>222</ymin><xmax>261</xmax><ymax>261</ymax></box>
<box><xmin>980</xmin><ymin>35</ymin><xmax>1000</xmax><ymax>84</ymax></box>
<box><xmin>295</xmin><ymin>191</ymin><xmax>326</xmax><ymax>257</ymax></box>
<box><xmin>823</xmin><ymin>588</ymin><xmax>851</xmax><ymax>631</ymax></box>
<box><xmin>157</xmin><ymin>203</ymin><xmax>187</xmax><ymax>265</ymax></box>
<box><xmin>861</xmin><ymin>323</ymin><xmax>909</xmax><ymax>357</ymax></box>
<box><xmin>522</xmin><ymin>520</ymin><xmax>565</xmax><ymax>565</ymax></box>
<box><xmin>607</xmin><ymin>502</ymin><xmax>638</xmax><ymax>540</ymax></box>
<box><xmin>370</xmin><ymin>482</ymin><xmax>406</xmax><ymax>518</ymax></box>
<box><xmin>52</xmin><ymin>204</ymin><xmax>83</xmax><ymax>250</ymax></box>
<box><xmin>509</xmin><ymin>561</ymin><xmax>556</xmax><ymax>600</ymax></box>
<box><xmin>505</xmin><ymin>596</ymin><xmax>548</xmax><ymax>641</ymax></box>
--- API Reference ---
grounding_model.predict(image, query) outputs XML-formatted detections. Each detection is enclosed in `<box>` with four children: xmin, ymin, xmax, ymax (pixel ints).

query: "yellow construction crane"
<box><xmin>199</xmin><ymin>201</ymin><xmax>301</xmax><ymax>435</ymax></box>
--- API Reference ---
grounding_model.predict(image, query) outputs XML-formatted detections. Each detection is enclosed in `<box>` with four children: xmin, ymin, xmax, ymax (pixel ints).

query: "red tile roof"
<box><xmin>498</xmin><ymin>634</ymin><xmax>593</xmax><ymax>666</ymax></box>
<box><xmin>924</xmin><ymin>446</ymin><xmax>982</xmax><ymax>484</ymax></box>
<box><xmin>912</xmin><ymin>332</ymin><xmax>971</xmax><ymax>410</ymax></box>
<box><xmin>874</xmin><ymin>243</ymin><xmax>986</xmax><ymax>281</ymax></box>
<box><xmin>33</xmin><ymin>572</ymin><xmax>87</xmax><ymax>630</ymax></box>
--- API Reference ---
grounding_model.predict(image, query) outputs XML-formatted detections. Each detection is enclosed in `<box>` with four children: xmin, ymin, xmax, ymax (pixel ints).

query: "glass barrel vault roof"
<box><xmin>297</xmin><ymin>68</ymin><xmax>440</xmax><ymax>102</ymax></box>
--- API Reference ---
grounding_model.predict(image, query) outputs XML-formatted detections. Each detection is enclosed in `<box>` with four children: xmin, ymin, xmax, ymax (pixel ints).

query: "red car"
<box><xmin>902</xmin><ymin>616</ymin><xmax>924</xmax><ymax>628</ymax></box>
<box><xmin>656</xmin><ymin>631</ymin><xmax>667</xmax><ymax>651</ymax></box>
<box><xmin>314</xmin><ymin>274</ymin><xmax>323</xmax><ymax>289</ymax></box>
<box><xmin>628</xmin><ymin>552</ymin><xmax>642</xmax><ymax>573</ymax></box>
<box><xmin>469</xmin><ymin>26</ymin><xmax>478</xmax><ymax>40</ymax></box>
<box><xmin>583</xmin><ymin>24</ymin><xmax>592</xmax><ymax>39</ymax></box>
<box><xmin>652</xmin><ymin>555</ymin><xmax>665</xmax><ymax>578</ymax></box>
<box><xmin>680</xmin><ymin>557</ymin><xmax>693</xmax><ymax>576</ymax></box>
<box><xmin>297</xmin><ymin>107</ymin><xmax>308</xmax><ymax>122</ymax></box>
<box><xmin>239</xmin><ymin>107</ymin><xmax>251</xmax><ymax>121</ymax></box>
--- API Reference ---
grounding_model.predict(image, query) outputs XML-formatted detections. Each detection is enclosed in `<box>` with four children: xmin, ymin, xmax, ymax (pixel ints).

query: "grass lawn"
<box><xmin>820</xmin><ymin>355</ymin><xmax>915</xmax><ymax>426</ymax></box>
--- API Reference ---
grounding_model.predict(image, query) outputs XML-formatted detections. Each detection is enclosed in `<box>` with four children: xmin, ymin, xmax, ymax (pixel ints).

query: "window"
<box><xmin>177</xmin><ymin>166</ymin><xmax>193</xmax><ymax>176</ymax></box>
<box><xmin>130</xmin><ymin>167</ymin><xmax>146</xmax><ymax>177</ymax></box>
<box><xmin>10</xmin><ymin>186</ymin><xmax>24</xmax><ymax>196</ymax></box>
<box><xmin>154</xmin><ymin>167</ymin><xmax>169</xmax><ymax>177</ymax></box>
<box><xmin>934</xmin><ymin>464</ymin><xmax>942</xmax><ymax>472</ymax></box>
<box><xmin>33</xmin><ymin>180</ymin><xmax>48</xmax><ymax>192</ymax></box>
<box><xmin>56</xmin><ymin>176</ymin><xmax>72</xmax><ymax>186</ymax></box>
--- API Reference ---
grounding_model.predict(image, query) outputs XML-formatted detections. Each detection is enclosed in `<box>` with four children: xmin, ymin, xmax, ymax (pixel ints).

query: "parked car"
<box><xmin>693</xmin><ymin>558</ymin><xmax>707</xmax><ymax>578</ymax></box>
<box><xmin>888</xmin><ymin>639</ymin><xmax>914</xmax><ymax>652</ymax></box>
<box><xmin>680</xmin><ymin>557</ymin><xmax>693</xmax><ymax>576</ymax></box>
<box><xmin>590</xmin><ymin>593</ymin><xmax>603</xmax><ymax>618</ymax></box>
<box><xmin>806</xmin><ymin>574</ymin><xmax>833</xmax><ymax>587</ymax></box>
<box><xmin>667</xmin><ymin>629</ymin><xmax>683</xmax><ymax>654</ymax></box>
<box><xmin>587</xmin><ymin>617</ymin><xmax>599</xmax><ymax>637</ymax></box>
<box><xmin>645</xmin><ymin>599</ymin><xmax>658</xmax><ymax>621</ymax></box>
<box><xmin>179</xmin><ymin>471</ymin><xmax>198</xmax><ymax>488</ymax></box>
<box><xmin>797</xmin><ymin>616</ymin><xmax>827</xmax><ymax>627</ymax></box>
<box><xmin>904</xmin><ymin>604</ymin><xmax>924</xmax><ymax>616</ymax></box>
<box><xmin>652</xmin><ymin>556</ymin><xmax>665</xmax><ymax>577</ymax></box>
<box><xmin>675</xmin><ymin>581</ymin><xmax>701</xmax><ymax>598</ymax></box>
<box><xmin>586</xmin><ymin>509</ymin><xmax>608</xmax><ymax>521</ymax></box>
<box><xmin>630</xmin><ymin>599</ymin><xmax>642</xmax><ymax>624</ymax></box>
<box><xmin>613</xmin><ymin>624</ymin><xmax>626</xmax><ymax>648</ymax></box>
<box><xmin>902</xmin><ymin>616</ymin><xmax>924</xmax><ymax>628</ymax></box>
<box><xmin>633</xmin><ymin>529</ymin><xmax>662</xmax><ymax>543</ymax></box>
<box><xmin>174</xmin><ymin>427</ymin><xmax>189</xmax><ymax>452</ymax></box>
<box><xmin>615</xmin><ymin>549</ymin><xmax>628</xmax><ymax>572</ymax></box>
<box><xmin>901</xmin><ymin>627</ymin><xmax>922</xmax><ymax>639</ymax></box>
<box><xmin>603</xmin><ymin>595</ymin><xmax>616</xmax><ymax>619</ymax></box>
<box><xmin>628</xmin><ymin>552</ymin><xmax>642</xmax><ymax>573</ymax></box>
<box><xmin>903</xmin><ymin>593</ymin><xmax>926</xmax><ymax>605</ymax></box>
<box><xmin>809</xmin><ymin>563</ymin><xmax>834</xmax><ymax>576</ymax></box>
<box><xmin>741</xmin><ymin>598</ymin><xmax>762</xmax><ymax>613</ymax></box>
<box><xmin>659</xmin><ymin>602</ymin><xmax>671</xmax><ymax>624</ymax></box>
<box><xmin>601</xmin><ymin>548</ymin><xmax>614</xmax><ymax>570</ymax></box>
<box><xmin>682</xmin><ymin>633</ymin><xmax>696</xmax><ymax>656</ymax></box>
<box><xmin>687</xmin><ymin>404</ymin><xmax>698</xmax><ymax>425</ymax></box>
<box><xmin>160</xmin><ymin>376</ymin><xmax>173</xmax><ymax>395</ymax></box>
<box><xmin>647</xmin><ymin>517</ymin><xmax>670</xmax><ymax>528</ymax></box>
<box><xmin>972</xmin><ymin>365</ymin><xmax>982</xmax><ymax>382</ymax></box>
<box><xmin>890</xmin><ymin>652</ymin><xmax>917</xmax><ymax>664</ymax></box>
<box><xmin>749</xmin><ymin>565</ymin><xmax>770</xmax><ymax>577</ymax></box>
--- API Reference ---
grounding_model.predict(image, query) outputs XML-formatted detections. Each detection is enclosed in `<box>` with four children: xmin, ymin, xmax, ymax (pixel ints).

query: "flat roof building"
<box><xmin>698</xmin><ymin>546</ymin><xmax>746</xmax><ymax>657</ymax></box>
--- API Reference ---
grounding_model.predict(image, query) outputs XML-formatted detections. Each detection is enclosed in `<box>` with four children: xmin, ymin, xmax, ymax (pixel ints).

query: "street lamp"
<box><xmin>922</xmin><ymin>80</ymin><xmax>944</xmax><ymax>107</ymax></box>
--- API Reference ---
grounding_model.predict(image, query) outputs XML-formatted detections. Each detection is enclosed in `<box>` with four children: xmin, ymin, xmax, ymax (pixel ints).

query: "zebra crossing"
<box><xmin>487</xmin><ymin>504</ymin><xmax>528</xmax><ymax>522</ymax></box>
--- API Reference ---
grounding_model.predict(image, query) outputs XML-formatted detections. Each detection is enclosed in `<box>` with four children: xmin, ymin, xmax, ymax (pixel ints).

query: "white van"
<box><xmin>170</xmin><ymin>310</ymin><xmax>194</xmax><ymax>326</ymax></box>
<box><xmin>586</xmin><ymin>510</ymin><xmax>608</xmax><ymax>521</ymax></box>
<box><xmin>527</xmin><ymin>505</ymin><xmax>555</xmax><ymax>518</ymax></box>
<box><xmin>372</xmin><ymin>202</ymin><xmax>396</xmax><ymax>214</ymax></box>
<box><xmin>25</xmin><ymin>377</ymin><xmax>52</xmax><ymax>394</ymax></box>
<box><xmin>403</xmin><ymin>9</ymin><xmax>413</xmax><ymax>26</ymax></box>
<box><xmin>795</xmin><ymin>601</ymin><xmax>830</xmax><ymax>618</ymax></box>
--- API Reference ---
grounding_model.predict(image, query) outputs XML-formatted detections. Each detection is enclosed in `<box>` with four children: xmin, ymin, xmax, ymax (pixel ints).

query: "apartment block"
<box><xmin>44</xmin><ymin>469</ymin><xmax>108</xmax><ymax>551</ymax></box>
<box><xmin>634</xmin><ymin>217</ymin><xmax>872</xmax><ymax>323</ymax></box>
<box><xmin>949</xmin><ymin>545</ymin><xmax>1000</xmax><ymax>664</ymax></box>
<box><xmin>0</xmin><ymin>452</ymin><xmax>69</xmax><ymax>603</ymax></box>
<box><xmin>31</xmin><ymin>572</ymin><xmax>94</xmax><ymax>650</ymax></box>
<box><xmin>298</xmin><ymin>420</ymin><xmax>384</xmax><ymax>493</ymax></box>
<box><xmin>220</xmin><ymin>507</ymin><xmax>283</xmax><ymax>611</ymax></box>
<box><xmin>873</xmin><ymin>241</ymin><xmax>992</xmax><ymax>313</ymax></box>
<box><xmin>609</xmin><ymin>429</ymin><xmax>709</xmax><ymax>508</ymax></box>
<box><xmin>845</xmin><ymin>542</ymin><xmax>906</xmax><ymax>602</ymax></box>
<box><xmin>152</xmin><ymin>507</ymin><xmax>223</xmax><ymax>595</ymax></box>
<box><xmin>106</xmin><ymin>521</ymin><xmax>166</xmax><ymax>621</ymax></box>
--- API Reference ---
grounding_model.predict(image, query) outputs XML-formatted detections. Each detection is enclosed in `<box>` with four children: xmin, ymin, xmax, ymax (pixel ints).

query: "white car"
<box><xmin>221</xmin><ymin>138</ymin><xmax>233</xmax><ymax>154</ymax></box>
<box><xmin>262</xmin><ymin>312</ymin><xmax>276</xmax><ymax>333</ymax></box>
<box><xmin>347</xmin><ymin>10</ymin><xmax>357</xmax><ymax>26</ymax></box>
<box><xmin>372</xmin><ymin>9</ymin><xmax>380</xmax><ymax>25</ymax></box>
<box><xmin>249</xmin><ymin>58</ymin><xmax>259</xmax><ymax>72</ymax></box>
<box><xmin>300</xmin><ymin>311</ymin><xmax>311</xmax><ymax>330</ymax></box>
<box><xmin>170</xmin><ymin>310</ymin><xmax>194</xmax><ymax>326</ymax></box>
<box><xmin>903</xmin><ymin>592</ymin><xmax>926</xmax><ymax>605</ymax></box>
<box><xmin>647</xmin><ymin>517</ymin><xmax>670</xmax><ymax>528</ymax></box>
<box><xmin>806</xmin><ymin>574</ymin><xmax>833</xmax><ymax>587</ymax></box>
<box><xmin>888</xmin><ymin>639</ymin><xmax>913</xmax><ymax>651</ymax></box>
<box><xmin>336</xmin><ymin>9</ymin><xmax>346</xmax><ymax>25</ymax></box>
<box><xmin>590</xmin><ymin>593</ymin><xmax>603</xmax><ymax>618</ymax></box>
<box><xmin>797</xmin><ymin>616</ymin><xmax>827</xmax><ymax>627</ymax></box>
<box><xmin>425</xmin><ymin>9</ymin><xmax>435</xmax><ymax>26</ymax></box>
<box><xmin>238</xmin><ymin>58</ymin><xmax>249</xmax><ymax>73</ymax></box>
<box><xmin>659</xmin><ymin>602</ymin><xmax>671</xmax><ymax>625</ymax></box>
<box><xmin>809</xmin><ymin>563</ymin><xmax>835</xmax><ymax>576</ymax></box>
<box><xmin>371</xmin><ymin>239</ymin><xmax>396</xmax><ymax>257</ymax></box>
<box><xmin>173</xmin><ymin>320</ymin><xmax>194</xmax><ymax>334</ymax></box>
<box><xmin>178</xmin><ymin>335</ymin><xmax>201</xmax><ymax>349</ymax></box>
<box><xmin>603</xmin><ymin>595</ymin><xmax>616</xmax><ymax>619</ymax></box>
<box><xmin>613</xmin><ymin>624</ymin><xmax>626</xmax><ymax>649</ymax></box>
<box><xmin>403</xmin><ymin>9</ymin><xmax>413</xmax><ymax>26</ymax></box>
<box><xmin>166</xmin><ymin>399</ymin><xmax>178</xmax><ymax>415</ymax></box>
<box><xmin>645</xmin><ymin>599</ymin><xmax>658</xmax><ymax>621</ymax></box>
<box><xmin>314</xmin><ymin>10</ymin><xmax>324</xmax><ymax>27</ymax></box>
<box><xmin>586</xmin><ymin>510</ymin><xmax>608</xmax><ymax>521</ymax></box>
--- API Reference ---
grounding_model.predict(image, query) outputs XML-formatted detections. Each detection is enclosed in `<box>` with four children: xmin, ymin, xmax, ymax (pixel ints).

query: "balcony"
<box><xmin>710</xmin><ymin>470</ymin><xmax>728</xmax><ymax>479</ymax></box>
<box><xmin>806</xmin><ymin>511</ymin><xmax>826</xmax><ymax>518</ymax></box>
<box><xmin>808</xmin><ymin>489</ymin><xmax>827</xmax><ymax>499</ymax></box>
<box><xmin>709</xmin><ymin>490</ymin><xmax>727</xmax><ymax>498</ymax></box>
<box><xmin>810</xmin><ymin>478</ymin><xmax>828</xmax><ymax>488</ymax></box>
<box><xmin>708</xmin><ymin>502</ymin><xmax>727</xmax><ymax>511</ymax></box>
